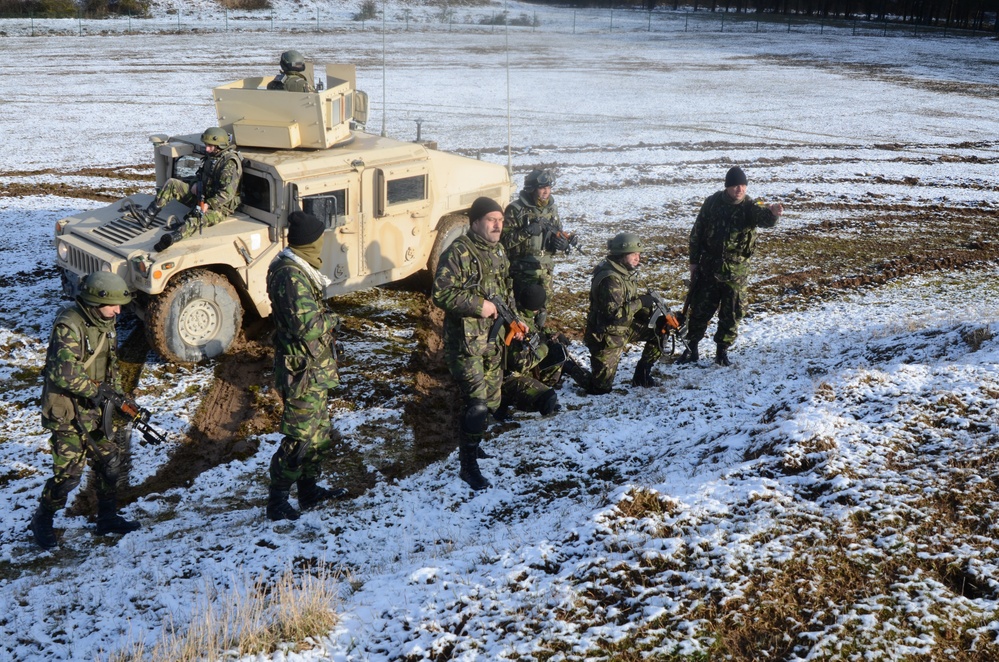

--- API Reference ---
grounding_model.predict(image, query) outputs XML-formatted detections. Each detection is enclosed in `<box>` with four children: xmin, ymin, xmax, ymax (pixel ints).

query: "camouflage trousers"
<box><xmin>445</xmin><ymin>342</ymin><xmax>504</xmax><ymax>412</ymax></box>
<box><xmin>270</xmin><ymin>386</ymin><xmax>334</xmax><ymax>490</ymax></box>
<box><xmin>585</xmin><ymin>324</ymin><xmax>663</xmax><ymax>393</ymax></box>
<box><xmin>154</xmin><ymin>178</ymin><xmax>227</xmax><ymax>240</ymax></box>
<box><xmin>40</xmin><ymin>428</ymin><xmax>121</xmax><ymax>511</ymax></box>
<box><xmin>685</xmin><ymin>278</ymin><xmax>745</xmax><ymax>347</ymax></box>
<box><xmin>501</xmin><ymin>374</ymin><xmax>553</xmax><ymax>413</ymax></box>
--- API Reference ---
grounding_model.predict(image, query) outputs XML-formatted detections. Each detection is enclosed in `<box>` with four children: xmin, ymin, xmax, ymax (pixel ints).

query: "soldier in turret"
<box><xmin>680</xmin><ymin>166</ymin><xmax>783</xmax><ymax>366</ymax></box>
<box><xmin>267</xmin><ymin>50</ymin><xmax>316</xmax><ymax>93</ymax></box>
<box><xmin>150</xmin><ymin>127</ymin><xmax>243</xmax><ymax>252</ymax></box>
<box><xmin>30</xmin><ymin>272</ymin><xmax>140</xmax><ymax>549</ymax></box>
<box><xmin>501</xmin><ymin>168</ymin><xmax>570</xmax><ymax>322</ymax></box>
<box><xmin>583</xmin><ymin>232</ymin><xmax>662</xmax><ymax>395</ymax></box>
<box><xmin>432</xmin><ymin>197</ymin><xmax>522</xmax><ymax>491</ymax></box>
<box><xmin>265</xmin><ymin>211</ymin><xmax>348</xmax><ymax>521</ymax></box>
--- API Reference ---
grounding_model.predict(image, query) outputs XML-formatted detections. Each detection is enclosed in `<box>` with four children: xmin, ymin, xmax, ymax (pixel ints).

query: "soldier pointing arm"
<box><xmin>680</xmin><ymin>166</ymin><xmax>782</xmax><ymax>367</ymax></box>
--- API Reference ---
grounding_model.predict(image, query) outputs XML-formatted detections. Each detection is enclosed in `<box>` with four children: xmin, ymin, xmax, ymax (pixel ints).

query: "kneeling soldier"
<box><xmin>583</xmin><ymin>232</ymin><xmax>663</xmax><ymax>395</ymax></box>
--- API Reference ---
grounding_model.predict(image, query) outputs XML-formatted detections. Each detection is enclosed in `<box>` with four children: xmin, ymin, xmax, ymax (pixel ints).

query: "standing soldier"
<box><xmin>30</xmin><ymin>272</ymin><xmax>140</xmax><ymax>549</ymax></box>
<box><xmin>150</xmin><ymin>127</ymin><xmax>243</xmax><ymax>252</ymax></box>
<box><xmin>432</xmin><ymin>197</ymin><xmax>522</xmax><ymax>491</ymax></box>
<box><xmin>265</xmin><ymin>211</ymin><xmax>348</xmax><ymax>521</ymax></box>
<box><xmin>267</xmin><ymin>50</ymin><xmax>316</xmax><ymax>93</ymax></box>
<box><xmin>681</xmin><ymin>166</ymin><xmax>783</xmax><ymax>366</ymax></box>
<box><xmin>583</xmin><ymin>232</ymin><xmax>662</xmax><ymax>395</ymax></box>
<box><xmin>501</xmin><ymin>168</ymin><xmax>570</xmax><ymax>319</ymax></box>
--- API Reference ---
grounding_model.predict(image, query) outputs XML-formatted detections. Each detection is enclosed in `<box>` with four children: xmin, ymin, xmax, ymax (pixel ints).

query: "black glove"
<box><xmin>525</xmin><ymin>220</ymin><xmax>544</xmax><ymax>236</ymax></box>
<box><xmin>546</xmin><ymin>233</ymin><xmax>570</xmax><ymax>253</ymax></box>
<box><xmin>638</xmin><ymin>294</ymin><xmax>656</xmax><ymax>309</ymax></box>
<box><xmin>91</xmin><ymin>382</ymin><xmax>118</xmax><ymax>408</ymax></box>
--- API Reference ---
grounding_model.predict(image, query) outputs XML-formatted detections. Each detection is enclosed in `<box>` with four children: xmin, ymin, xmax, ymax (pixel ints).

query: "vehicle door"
<box><xmin>294</xmin><ymin>175</ymin><xmax>359</xmax><ymax>284</ymax></box>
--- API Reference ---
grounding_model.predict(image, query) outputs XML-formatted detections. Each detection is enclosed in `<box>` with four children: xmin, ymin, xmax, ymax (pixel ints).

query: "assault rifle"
<box><xmin>554</xmin><ymin>231</ymin><xmax>584</xmax><ymax>255</ymax></box>
<box><xmin>487</xmin><ymin>296</ymin><xmax>533</xmax><ymax>349</ymax></box>
<box><xmin>100</xmin><ymin>391</ymin><xmax>169</xmax><ymax>446</ymax></box>
<box><xmin>646</xmin><ymin>291</ymin><xmax>689</xmax><ymax>355</ymax></box>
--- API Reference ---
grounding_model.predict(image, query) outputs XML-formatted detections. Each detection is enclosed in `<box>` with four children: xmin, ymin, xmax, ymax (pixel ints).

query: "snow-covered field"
<box><xmin>1</xmin><ymin>3</ymin><xmax>998</xmax><ymax>660</ymax></box>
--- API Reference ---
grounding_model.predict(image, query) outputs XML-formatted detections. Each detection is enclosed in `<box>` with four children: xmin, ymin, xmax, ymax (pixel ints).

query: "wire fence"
<box><xmin>0</xmin><ymin>6</ymin><xmax>995</xmax><ymax>39</ymax></box>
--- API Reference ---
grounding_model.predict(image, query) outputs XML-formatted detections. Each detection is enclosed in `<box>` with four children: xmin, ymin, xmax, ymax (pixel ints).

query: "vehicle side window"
<box><xmin>171</xmin><ymin>155</ymin><xmax>201</xmax><ymax>181</ymax></box>
<box><xmin>241</xmin><ymin>172</ymin><xmax>272</xmax><ymax>212</ymax></box>
<box><xmin>303</xmin><ymin>189</ymin><xmax>348</xmax><ymax>229</ymax></box>
<box><xmin>386</xmin><ymin>175</ymin><xmax>426</xmax><ymax>206</ymax></box>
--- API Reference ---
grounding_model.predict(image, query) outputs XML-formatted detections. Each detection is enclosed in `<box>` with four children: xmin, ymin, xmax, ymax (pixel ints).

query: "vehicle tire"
<box><xmin>145</xmin><ymin>269</ymin><xmax>243</xmax><ymax>364</ymax></box>
<box><xmin>428</xmin><ymin>214</ymin><xmax>468</xmax><ymax>278</ymax></box>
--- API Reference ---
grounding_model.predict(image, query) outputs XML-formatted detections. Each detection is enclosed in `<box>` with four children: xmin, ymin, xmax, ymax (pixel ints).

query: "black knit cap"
<box><xmin>287</xmin><ymin>211</ymin><xmax>325</xmax><ymax>246</ymax></box>
<box><xmin>725</xmin><ymin>166</ymin><xmax>748</xmax><ymax>187</ymax></box>
<box><xmin>467</xmin><ymin>196</ymin><xmax>504</xmax><ymax>222</ymax></box>
<box><xmin>517</xmin><ymin>283</ymin><xmax>547</xmax><ymax>312</ymax></box>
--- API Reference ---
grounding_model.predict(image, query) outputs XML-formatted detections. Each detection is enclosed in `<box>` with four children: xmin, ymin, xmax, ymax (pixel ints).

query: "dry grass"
<box><xmin>104</xmin><ymin>563</ymin><xmax>341</xmax><ymax>662</ymax></box>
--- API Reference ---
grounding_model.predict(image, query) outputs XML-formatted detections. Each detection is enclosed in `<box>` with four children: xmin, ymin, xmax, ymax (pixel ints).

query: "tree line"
<box><xmin>530</xmin><ymin>0</ymin><xmax>999</xmax><ymax>31</ymax></box>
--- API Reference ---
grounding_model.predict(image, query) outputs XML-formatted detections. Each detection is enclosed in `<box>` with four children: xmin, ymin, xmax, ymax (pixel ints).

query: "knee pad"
<box><xmin>535</xmin><ymin>389</ymin><xmax>559</xmax><ymax>416</ymax></box>
<box><xmin>461</xmin><ymin>400</ymin><xmax>489</xmax><ymax>435</ymax></box>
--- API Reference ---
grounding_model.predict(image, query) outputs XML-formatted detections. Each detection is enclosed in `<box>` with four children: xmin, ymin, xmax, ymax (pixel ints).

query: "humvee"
<box><xmin>54</xmin><ymin>64</ymin><xmax>511</xmax><ymax>363</ymax></box>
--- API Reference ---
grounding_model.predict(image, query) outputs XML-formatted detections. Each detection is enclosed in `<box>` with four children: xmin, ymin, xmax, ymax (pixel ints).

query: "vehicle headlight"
<box><xmin>101</xmin><ymin>262</ymin><xmax>112</xmax><ymax>272</ymax></box>
<box><xmin>57</xmin><ymin>241</ymin><xmax>69</xmax><ymax>261</ymax></box>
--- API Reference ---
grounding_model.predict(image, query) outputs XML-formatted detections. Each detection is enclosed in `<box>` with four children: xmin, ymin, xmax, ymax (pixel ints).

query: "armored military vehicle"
<box><xmin>54</xmin><ymin>64</ymin><xmax>511</xmax><ymax>363</ymax></box>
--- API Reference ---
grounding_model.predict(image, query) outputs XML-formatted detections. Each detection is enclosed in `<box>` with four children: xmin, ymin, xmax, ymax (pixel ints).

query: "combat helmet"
<box><xmin>78</xmin><ymin>272</ymin><xmax>132</xmax><ymax>307</ymax></box>
<box><xmin>524</xmin><ymin>169</ymin><xmax>555</xmax><ymax>193</ymax></box>
<box><xmin>280</xmin><ymin>50</ymin><xmax>306</xmax><ymax>73</ymax></box>
<box><xmin>607</xmin><ymin>232</ymin><xmax>643</xmax><ymax>256</ymax></box>
<box><xmin>201</xmin><ymin>127</ymin><xmax>231</xmax><ymax>148</ymax></box>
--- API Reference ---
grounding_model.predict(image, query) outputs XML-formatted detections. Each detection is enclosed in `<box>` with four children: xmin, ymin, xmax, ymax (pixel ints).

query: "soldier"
<box><xmin>680</xmin><ymin>166</ymin><xmax>783</xmax><ymax>366</ymax></box>
<box><xmin>265</xmin><ymin>211</ymin><xmax>348</xmax><ymax>521</ymax></box>
<box><xmin>500</xmin><ymin>284</ymin><xmax>560</xmax><ymax>418</ymax></box>
<box><xmin>501</xmin><ymin>168</ymin><xmax>570</xmax><ymax>320</ymax></box>
<box><xmin>30</xmin><ymin>272</ymin><xmax>140</xmax><ymax>549</ymax></box>
<box><xmin>432</xmin><ymin>196</ymin><xmax>522</xmax><ymax>491</ymax></box>
<box><xmin>266</xmin><ymin>50</ymin><xmax>316</xmax><ymax>93</ymax></box>
<box><xmin>583</xmin><ymin>232</ymin><xmax>662</xmax><ymax>395</ymax></box>
<box><xmin>150</xmin><ymin>127</ymin><xmax>243</xmax><ymax>252</ymax></box>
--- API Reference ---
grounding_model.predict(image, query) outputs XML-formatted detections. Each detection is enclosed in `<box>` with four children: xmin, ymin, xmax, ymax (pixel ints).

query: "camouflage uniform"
<box><xmin>266</xmin><ymin>249</ymin><xmax>340</xmax><ymax>492</ymax></box>
<box><xmin>38</xmin><ymin>304</ymin><xmax>123</xmax><ymax>512</ymax></box>
<box><xmin>432</xmin><ymin>231</ymin><xmax>515</xmax><ymax>413</ymax></box>
<box><xmin>687</xmin><ymin>190</ymin><xmax>779</xmax><ymax>347</ymax></box>
<box><xmin>584</xmin><ymin>258</ymin><xmax>662</xmax><ymax>394</ymax></box>
<box><xmin>502</xmin><ymin>191</ymin><xmax>562</xmax><ymax>310</ymax></box>
<box><xmin>501</xmin><ymin>310</ymin><xmax>560</xmax><ymax>415</ymax></box>
<box><xmin>267</xmin><ymin>71</ymin><xmax>315</xmax><ymax>93</ymax></box>
<box><xmin>154</xmin><ymin>146</ymin><xmax>242</xmax><ymax>240</ymax></box>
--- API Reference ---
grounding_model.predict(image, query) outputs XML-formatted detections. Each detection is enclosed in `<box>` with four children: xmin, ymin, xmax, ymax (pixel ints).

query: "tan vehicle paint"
<box><xmin>54</xmin><ymin>64</ymin><xmax>511</xmax><ymax>363</ymax></box>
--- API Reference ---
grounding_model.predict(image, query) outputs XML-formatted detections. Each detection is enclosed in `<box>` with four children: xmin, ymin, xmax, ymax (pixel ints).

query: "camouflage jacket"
<box><xmin>689</xmin><ymin>190</ymin><xmax>778</xmax><ymax>285</ymax></box>
<box><xmin>267</xmin><ymin>250</ymin><xmax>340</xmax><ymax>396</ymax></box>
<box><xmin>267</xmin><ymin>71</ymin><xmax>315</xmax><ymax>93</ymax></box>
<box><xmin>585</xmin><ymin>257</ymin><xmax>645</xmax><ymax>337</ymax></box>
<box><xmin>432</xmin><ymin>231</ymin><xmax>515</xmax><ymax>358</ymax></box>
<box><xmin>197</xmin><ymin>146</ymin><xmax>242</xmax><ymax>215</ymax></box>
<box><xmin>40</xmin><ymin>303</ymin><xmax>120</xmax><ymax>433</ymax></box>
<box><xmin>502</xmin><ymin>191</ymin><xmax>562</xmax><ymax>269</ymax></box>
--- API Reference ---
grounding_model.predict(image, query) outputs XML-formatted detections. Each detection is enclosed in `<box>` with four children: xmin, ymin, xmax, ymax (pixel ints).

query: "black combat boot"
<box><xmin>143</xmin><ymin>200</ymin><xmax>164</xmax><ymax>225</ymax></box>
<box><xmin>677</xmin><ymin>341</ymin><xmax>700</xmax><ymax>365</ymax></box>
<box><xmin>632</xmin><ymin>361</ymin><xmax>659</xmax><ymax>388</ymax></box>
<box><xmin>297</xmin><ymin>476</ymin><xmax>349</xmax><ymax>511</ymax></box>
<box><xmin>95</xmin><ymin>497</ymin><xmax>140</xmax><ymax>536</ymax></box>
<box><xmin>561</xmin><ymin>358</ymin><xmax>593</xmax><ymax>391</ymax></box>
<box><xmin>30</xmin><ymin>503</ymin><xmax>58</xmax><ymax>550</ymax></box>
<box><xmin>715</xmin><ymin>343</ymin><xmax>732</xmax><ymax>367</ymax></box>
<box><xmin>458</xmin><ymin>444</ymin><xmax>491</xmax><ymax>491</ymax></box>
<box><xmin>266</xmin><ymin>488</ymin><xmax>300</xmax><ymax>521</ymax></box>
